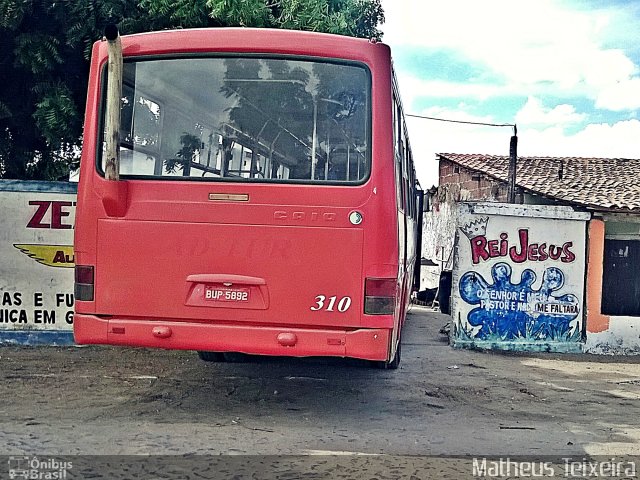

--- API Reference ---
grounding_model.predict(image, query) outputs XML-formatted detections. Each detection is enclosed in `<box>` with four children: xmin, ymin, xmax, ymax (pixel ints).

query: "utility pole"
<box><xmin>507</xmin><ymin>125</ymin><xmax>518</xmax><ymax>203</ymax></box>
<box><xmin>104</xmin><ymin>25</ymin><xmax>123</xmax><ymax>181</ymax></box>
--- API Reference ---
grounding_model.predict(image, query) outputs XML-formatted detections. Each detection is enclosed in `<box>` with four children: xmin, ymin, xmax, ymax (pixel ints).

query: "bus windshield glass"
<box><xmin>102</xmin><ymin>56</ymin><xmax>371</xmax><ymax>183</ymax></box>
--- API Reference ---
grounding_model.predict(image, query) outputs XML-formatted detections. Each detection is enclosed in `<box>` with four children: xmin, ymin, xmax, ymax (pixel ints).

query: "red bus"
<box><xmin>73</xmin><ymin>28</ymin><xmax>422</xmax><ymax>368</ymax></box>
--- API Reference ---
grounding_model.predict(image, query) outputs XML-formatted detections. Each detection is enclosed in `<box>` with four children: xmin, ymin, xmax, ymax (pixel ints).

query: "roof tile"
<box><xmin>438</xmin><ymin>153</ymin><xmax>640</xmax><ymax>212</ymax></box>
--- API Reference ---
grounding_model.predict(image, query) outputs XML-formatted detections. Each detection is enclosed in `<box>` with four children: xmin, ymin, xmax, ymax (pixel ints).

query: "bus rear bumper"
<box><xmin>73</xmin><ymin>315</ymin><xmax>391</xmax><ymax>361</ymax></box>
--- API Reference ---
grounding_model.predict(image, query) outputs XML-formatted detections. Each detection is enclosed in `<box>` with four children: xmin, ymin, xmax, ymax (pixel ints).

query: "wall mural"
<box><xmin>452</xmin><ymin>207</ymin><xmax>587</xmax><ymax>345</ymax></box>
<box><xmin>459</xmin><ymin>263</ymin><xmax>580</xmax><ymax>341</ymax></box>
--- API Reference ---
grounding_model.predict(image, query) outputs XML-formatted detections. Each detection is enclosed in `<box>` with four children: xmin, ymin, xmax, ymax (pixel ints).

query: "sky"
<box><xmin>380</xmin><ymin>0</ymin><xmax>640</xmax><ymax>187</ymax></box>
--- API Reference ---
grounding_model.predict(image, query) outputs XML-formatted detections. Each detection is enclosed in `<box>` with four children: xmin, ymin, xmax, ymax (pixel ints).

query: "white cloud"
<box><xmin>515</xmin><ymin>97</ymin><xmax>586</xmax><ymax>128</ymax></box>
<box><xmin>396</xmin><ymin>74</ymin><xmax>514</xmax><ymax>104</ymax></box>
<box><xmin>596</xmin><ymin>78</ymin><xmax>640</xmax><ymax>111</ymax></box>
<box><xmin>408</xmin><ymin>106</ymin><xmax>640</xmax><ymax>187</ymax></box>
<box><xmin>381</xmin><ymin>0</ymin><xmax>638</xmax><ymax>102</ymax></box>
<box><xmin>381</xmin><ymin>1</ymin><xmax>640</xmax><ymax>187</ymax></box>
<box><xmin>519</xmin><ymin>119</ymin><xmax>640</xmax><ymax>158</ymax></box>
<box><xmin>406</xmin><ymin>107</ymin><xmax>515</xmax><ymax>186</ymax></box>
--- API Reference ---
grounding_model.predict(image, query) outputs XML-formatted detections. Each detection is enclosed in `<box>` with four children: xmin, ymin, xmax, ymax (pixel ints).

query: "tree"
<box><xmin>0</xmin><ymin>0</ymin><xmax>384</xmax><ymax>180</ymax></box>
<box><xmin>0</xmin><ymin>0</ymin><xmax>141</xmax><ymax>179</ymax></box>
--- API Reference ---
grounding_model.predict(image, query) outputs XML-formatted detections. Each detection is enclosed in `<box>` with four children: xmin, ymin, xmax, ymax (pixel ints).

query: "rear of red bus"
<box><xmin>73</xmin><ymin>28</ymin><xmax>407</xmax><ymax>366</ymax></box>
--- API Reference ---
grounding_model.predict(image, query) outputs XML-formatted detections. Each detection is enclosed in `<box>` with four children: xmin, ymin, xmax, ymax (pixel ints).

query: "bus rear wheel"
<box><xmin>373</xmin><ymin>342</ymin><xmax>401</xmax><ymax>370</ymax></box>
<box><xmin>197</xmin><ymin>351</ymin><xmax>226</xmax><ymax>362</ymax></box>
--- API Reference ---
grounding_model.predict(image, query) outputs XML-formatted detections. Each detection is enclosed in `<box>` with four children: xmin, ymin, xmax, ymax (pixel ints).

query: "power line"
<box><xmin>407</xmin><ymin>112</ymin><xmax>520</xmax><ymax>202</ymax></box>
<box><xmin>406</xmin><ymin>113</ymin><xmax>516</xmax><ymax>134</ymax></box>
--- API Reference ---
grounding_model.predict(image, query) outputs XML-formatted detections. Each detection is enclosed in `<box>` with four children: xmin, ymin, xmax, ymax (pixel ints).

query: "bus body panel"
<box><xmin>74</xmin><ymin>28</ymin><xmax>416</xmax><ymax>363</ymax></box>
<box><xmin>95</xmin><ymin>219</ymin><xmax>364</xmax><ymax>326</ymax></box>
<box><xmin>73</xmin><ymin>315</ymin><xmax>391</xmax><ymax>361</ymax></box>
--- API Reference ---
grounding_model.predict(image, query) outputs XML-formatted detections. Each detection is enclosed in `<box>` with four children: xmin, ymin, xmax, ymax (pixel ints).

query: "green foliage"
<box><xmin>33</xmin><ymin>84</ymin><xmax>80</xmax><ymax>145</ymax></box>
<box><xmin>205</xmin><ymin>0</ymin><xmax>384</xmax><ymax>39</ymax></box>
<box><xmin>208</xmin><ymin>0</ymin><xmax>275</xmax><ymax>27</ymax></box>
<box><xmin>0</xmin><ymin>0</ymin><xmax>29</xmax><ymax>29</ymax></box>
<box><xmin>13</xmin><ymin>34</ymin><xmax>63</xmax><ymax>74</ymax></box>
<box><xmin>137</xmin><ymin>0</ymin><xmax>222</xmax><ymax>29</ymax></box>
<box><xmin>0</xmin><ymin>0</ymin><xmax>139</xmax><ymax>179</ymax></box>
<box><xmin>0</xmin><ymin>0</ymin><xmax>384</xmax><ymax>180</ymax></box>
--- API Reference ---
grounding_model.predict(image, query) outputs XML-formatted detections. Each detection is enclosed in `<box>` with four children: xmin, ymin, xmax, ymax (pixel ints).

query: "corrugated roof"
<box><xmin>438</xmin><ymin>153</ymin><xmax>640</xmax><ymax>212</ymax></box>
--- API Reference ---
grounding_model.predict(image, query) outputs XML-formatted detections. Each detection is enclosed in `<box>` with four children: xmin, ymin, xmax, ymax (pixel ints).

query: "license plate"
<box><xmin>204</xmin><ymin>287</ymin><xmax>250</xmax><ymax>302</ymax></box>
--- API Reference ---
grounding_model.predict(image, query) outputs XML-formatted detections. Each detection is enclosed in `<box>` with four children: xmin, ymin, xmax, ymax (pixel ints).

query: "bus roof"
<box><xmin>96</xmin><ymin>28</ymin><xmax>391</xmax><ymax>64</ymax></box>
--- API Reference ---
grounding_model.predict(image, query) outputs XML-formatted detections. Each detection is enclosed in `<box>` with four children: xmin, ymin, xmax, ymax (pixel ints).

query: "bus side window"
<box><xmin>392</xmin><ymin>94</ymin><xmax>398</xmax><ymax>156</ymax></box>
<box><xmin>398</xmin><ymin>105</ymin><xmax>407</xmax><ymax>213</ymax></box>
<box><xmin>400</xmin><ymin>116</ymin><xmax>410</xmax><ymax>214</ymax></box>
<box><xmin>402</xmin><ymin>132</ymin><xmax>412</xmax><ymax>218</ymax></box>
<box><xmin>412</xmin><ymin>170</ymin><xmax>417</xmax><ymax>219</ymax></box>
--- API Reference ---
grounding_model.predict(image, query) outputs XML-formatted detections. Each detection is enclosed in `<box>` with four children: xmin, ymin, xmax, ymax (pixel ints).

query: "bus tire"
<box><xmin>223</xmin><ymin>352</ymin><xmax>252</xmax><ymax>363</ymax></box>
<box><xmin>197</xmin><ymin>351</ymin><xmax>226</xmax><ymax>362</ymax></box>
<box><xmin>373</xmin><ymin>342</ymin><xmax>401</xmax><ymax>370</ymax></box>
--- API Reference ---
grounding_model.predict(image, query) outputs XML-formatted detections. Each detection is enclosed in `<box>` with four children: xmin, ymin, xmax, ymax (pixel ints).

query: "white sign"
<box><xmin>452</xmin><ymin>203</ymin><xmax>589</xmax><ymax>346</ymax></box>
<box><xmin>0</xmin><ymin>182</ymin><xmax>76</xmax><ymax>338</ymax></box>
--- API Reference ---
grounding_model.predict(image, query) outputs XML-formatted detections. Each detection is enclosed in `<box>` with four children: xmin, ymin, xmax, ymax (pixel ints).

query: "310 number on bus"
<box><xmin>310</xmin><ymin>295</ymin><xmax>352</xmax><ymax>312</ymax></box>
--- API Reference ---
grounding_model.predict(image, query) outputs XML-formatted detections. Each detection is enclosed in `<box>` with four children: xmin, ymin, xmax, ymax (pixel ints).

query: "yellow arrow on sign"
<box><xmin>13</xmin><ymin>244</ymin><xmax>75</xmax><ymax>268</ymax></box>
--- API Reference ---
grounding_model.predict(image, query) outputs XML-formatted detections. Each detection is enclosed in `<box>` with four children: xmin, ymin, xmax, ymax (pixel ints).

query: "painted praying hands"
<box><xmin>459</xmin><ymin>262</ymin><xmax>580</xmax><ymax>341</ymax></box>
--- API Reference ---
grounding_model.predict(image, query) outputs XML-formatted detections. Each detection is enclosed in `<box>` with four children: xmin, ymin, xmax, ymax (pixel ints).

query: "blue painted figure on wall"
<box><xmin>459</xmin><ymin>262</ymin><xmax>580</xmax><ymax>341</ymax></box>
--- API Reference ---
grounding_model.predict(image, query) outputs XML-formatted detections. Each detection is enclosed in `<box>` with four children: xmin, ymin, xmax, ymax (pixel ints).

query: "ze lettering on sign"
<box><xmin>27</xmin><ymin>201</ymin><xmax>75</xmax><ymax>229</ymax></box>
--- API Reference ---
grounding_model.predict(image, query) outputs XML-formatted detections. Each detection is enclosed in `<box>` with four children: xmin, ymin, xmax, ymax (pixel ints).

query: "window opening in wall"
<box><xmin>602</xmin><ymin>239</ymin><xmax>640</xmax><ymax>316</ymax></box>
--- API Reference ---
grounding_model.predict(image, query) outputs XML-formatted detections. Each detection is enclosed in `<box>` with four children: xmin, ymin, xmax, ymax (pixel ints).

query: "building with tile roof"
<box><xmin>437</xmin><ymin>153</ymin><xmax>640</xmax><ymax>212</ymax></box>
<box><xmin>425</xmin><ymin>152</ymin><xmax>640</xmax><ymax>355</ymax></box>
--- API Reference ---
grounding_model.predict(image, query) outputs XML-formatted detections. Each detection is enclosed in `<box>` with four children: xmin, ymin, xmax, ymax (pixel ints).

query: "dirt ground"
<box><xmin>1</xmin><ymin>306</ymin><xmax>640</xmax><ymax>478</ymax></box>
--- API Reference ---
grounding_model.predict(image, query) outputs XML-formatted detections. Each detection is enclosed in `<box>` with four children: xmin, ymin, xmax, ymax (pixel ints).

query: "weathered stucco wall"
<box><xmin>585</xmin><ymin>316</ymin><xmax>640</xmax><ymax>354</ymax></box>
<box><xmin>421</xmin><ymin>198</ymin><xmax>458</xmax><ymax>290</ymax></box>
<box><xmin>584</xmin><ymin>216</ymin><xmax>640</xmax><ymax>354</ymax></box>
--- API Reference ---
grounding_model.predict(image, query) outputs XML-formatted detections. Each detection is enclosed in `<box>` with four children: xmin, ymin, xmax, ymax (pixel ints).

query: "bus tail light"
<box><xmin>364</xmin><ymin>278</ymin><xmax>397</xmax><ymax>315</ymax></box>
<box><xmin>75</xmin><ymin>265</ymin><xmax>95</xmax><ymax>301</ymax></box>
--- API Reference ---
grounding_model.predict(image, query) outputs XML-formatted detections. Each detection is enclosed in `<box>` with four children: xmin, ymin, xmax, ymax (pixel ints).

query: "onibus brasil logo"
<box><xmin>8</xmin><ymin>456</ymin><xmax>72</xmax><ymax>479</ymax></box>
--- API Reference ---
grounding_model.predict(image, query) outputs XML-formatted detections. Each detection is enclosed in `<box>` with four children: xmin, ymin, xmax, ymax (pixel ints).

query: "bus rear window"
<box><xmin>101</xmin><ymin>56</ymin><xmax>371</xmax><ymax>183</ymax></box>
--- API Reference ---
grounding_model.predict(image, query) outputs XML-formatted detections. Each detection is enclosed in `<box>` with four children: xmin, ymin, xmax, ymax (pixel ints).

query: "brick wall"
<box><xmin>439</xmin><ymin>160</ymin><xmax>508</xmax><ymax>202</ymax></box>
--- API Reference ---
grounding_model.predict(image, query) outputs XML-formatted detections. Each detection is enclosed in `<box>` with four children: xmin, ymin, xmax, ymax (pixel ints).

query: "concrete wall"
<box><xmin>429</xmin><ymin>159</ymin><xmax>640</xmax><ymax>354</ymax></box>
<box><xmin>420</xmin><ymin>160</ymin><xmax>507</xmax><ymax>291</ymax></box>
<box><xmin>585</xmin><ymin>316</ymin><xmax>640</xmax><ymax>354</ymax></box>
<box><xmin>0</xmin><ymin>180</ymin><xmax>76</xmax><ymax>344</ymax></box>
<box><xmin>584</xmin><ymin>217</ymin><xmax>640</xmax><ymax>354</ymax></box>
<box><xmin>451</xmin><ymin>202</ymin><xmax>589</xmax><ymax>352</ymax></box>
<box><xmin>421</xmin><ymin>162</ymin><xmax>507</xmax><ymax>292</ymax></box>
<box><xmin>421</xmin><ymin>195</ymin><xmax>457</xmax><ymax>290</ymax></box>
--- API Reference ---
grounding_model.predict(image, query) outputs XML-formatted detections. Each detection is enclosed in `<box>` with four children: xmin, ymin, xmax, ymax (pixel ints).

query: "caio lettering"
<box><xmin>273</xmin><ymin>210</ymin><xmax>336</xmax><ymax>222</ymax></box>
